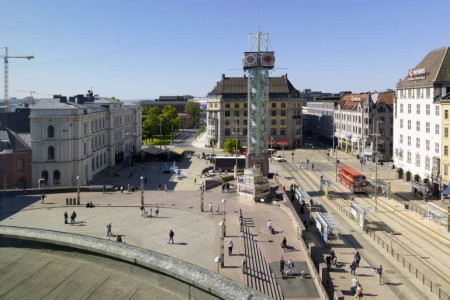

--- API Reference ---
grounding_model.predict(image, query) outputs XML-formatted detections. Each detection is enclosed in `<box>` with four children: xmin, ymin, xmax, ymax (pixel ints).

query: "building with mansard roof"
<box><xmin>334</xmin><ymin>91</ymin><xmax>394</xmax><ymax>162</ymax></box>
<box><xmin>30</xmin><ymin>93</ymin><xmax>141</xmax><ymax>188</ymax></box>
<box><xmin>206</xmin><ymin>74</ymin><xmax>302</xmax><ymax>149</ymax></box>
<box><xmin>394</xmin><ymin>47</ymin><xmax>450</xmax><ymax>197</ymax></box>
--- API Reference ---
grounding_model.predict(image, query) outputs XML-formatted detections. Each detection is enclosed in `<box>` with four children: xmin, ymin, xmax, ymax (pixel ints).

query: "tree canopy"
<box><xmin>184</xmin><ymin>101</ymin><xmax>200</xmax><ymax>127</ymax></box>
<box><xmin>141</xmin><ymin>105</ymin><xmax>181</xmax><ymax>141</ymax></box>
<box><xmin>224</xmin><ymin>137</ymin><xmax>240</xmax><ymax>155</ymax></box>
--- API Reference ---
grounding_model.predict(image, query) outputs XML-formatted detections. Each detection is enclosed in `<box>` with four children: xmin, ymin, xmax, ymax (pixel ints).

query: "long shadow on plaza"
<box><xmin>0</xmin><ymin>194</ymin><xmax>41</xmax><ymax>222</ymax></box>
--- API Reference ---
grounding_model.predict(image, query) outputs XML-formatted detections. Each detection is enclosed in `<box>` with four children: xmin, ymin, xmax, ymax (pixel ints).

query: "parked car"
<box><xmin>272</xmin><ymin>154</ymin><xmax>284</xmax><ymax>162</ymax></box>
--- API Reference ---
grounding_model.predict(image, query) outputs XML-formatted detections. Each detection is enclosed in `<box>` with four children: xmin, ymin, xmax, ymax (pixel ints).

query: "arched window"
<box><xmin>48</xmin><ymin>146</ymin><xmax>55</xmax><ymax>160</ymax></box>
<box><xmin>47</xmin><ymin>125</ymin><xmax>55</xmax><ymax>138</ymax></box>
<box><xmin>53</xmin><ymin>170</ymin><xmax>61</xmax><ymax>184</ymax></box>
<box><xmin>41</xmin><ymin>170</ymin><xmax>48</xmax><ymax>183</ymax></box>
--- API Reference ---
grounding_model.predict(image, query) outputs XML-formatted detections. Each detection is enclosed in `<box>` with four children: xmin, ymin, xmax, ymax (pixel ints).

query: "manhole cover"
<box><xmin>385</xmin><ymin>270</ymin><xmax>395</xmax><ymax>274</ymax></box>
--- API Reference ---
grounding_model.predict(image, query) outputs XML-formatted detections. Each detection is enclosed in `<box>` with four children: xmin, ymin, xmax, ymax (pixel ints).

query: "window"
<box><xmin>0</xmin><ymin>159</ymin><xmax>4</xmax><ymax>170</ymax></box>
<box><xmin>416</xmin><ymin>138</ymin><xmax>420</xmax><ymax>148</ymax></box>
<box><xmin>48</xmin><ymin>146</ymin><xmax>55</xmax><ymax>160</ymax></box>
<box><xmin>407</xmin><ymin>104</ymin><xmax>411</xmax><ymax>113</ymax></box>
<box><xmin>47</xmin><ymin>125</ymin><xmax>54</xmax><ymax>138</ymax></box>
<box><xmin>280</xmin><ymin>119</ymin><xmax>286</xmax><ymax>126</ymax></box>
<box><xmin>407</xmin><ymin>120</ymin><xmax>411</xmax><ymax>130</ymax></box>
<box><xmin>435</xmin><ymin>142</ymin><xmax>439</xmax><ymax>153</ymax></box>
<box><xmin>445</xmin><ymin>127</ymin><xmax>449</xmax><ymax>138</ymax></box>
<box><xmin>416</xmin><ymin>121</ymin><xmax>420</xmax><ymax>131</ymax></box>
<box><xmin>243</xmin><ymin>120</ymin><xmax>247</xmax><ymax>125</ymax></box>
<box><xmin>400</xmin><ymin>119</ymin><xmax>403</xmax><ymax>129</ymax></box>
<box><xmin>445</xmin><ymin>146</ymin><xmax>449</xmax><ymax>156</ymax></box>
<box><xmin>271</xmin><ymin>119</ymin><xmax>277</xmax><ymax>125</ymax></box>
<box><xmin>271</xmin><ymin>128</ymin><xmax>277</xmax><ymax>135</ymax></box>
<box><xmin>426</xmin><ymin>88</ymin><xmax>430</xmax><ymax>98</ymax></box>
<box><xmin>407</xmin><ymin>136</ymin><xmax>411</xmax><ymax>146</ymax></box>
<box><xmin>41</xmin><ymin>170</ymin><xmax>48</xmax><ymax>183</ymax></box>
<box><xmin>415</xmin><ymin>153</ymin><xmax>420</xmax><ymax>167</ymax></box>
<box><xmin>281</xmin><ymin>103</ymin><xmax>286</xmax><ymax>108</ymax></box>
<box><xmin>416</xmin><ymin>104</ymin><xmax>420</xmax><ymax>114</ymax></box>
<box><xmin>224</xmin><ymin>128</ymin><xmax>230</xmax><ymax>136</ymax></box>
<box><xmin>436</xmin><ymin>124</ymin><xmax>440</xmax><ymax>134</ymax></box>
<box><xmin>408</xmin><ymin>89</ymin><xmax>411</xmax><ymax>99</ymax></box>
<box><xmin>225</xmin><ymin>103</ymin><xmax>230</xmax><ymax>109</ymax></box>
<box><xmin>445</xmin><ymin>110</ymin><xmax>449</xmax><ymax>119</ymax></box>
<box><xmin>435</xmin><ymin>105</ymin><xmax>440</xmax><ymax>116</ymax></box>
<box><xmin>280</xmin><ymin>128</ymin><xmax>286</xmax><ymax>135</ymax></box>
<box><xmin>53</xmin><ymin>170</ymin><xmax>61</xmax><ymax>185</ymax></box>
<box><xmin>271</xmin><ymin>110</ymin><xmax>276</xmax><ymax>117</ymax></box>
<box><xmin>426</xmin><ymin>122</ymin><xmax>430</xmax><ymax>133</ymax></box>
<box><xmin>234</xmin><ymin>103</ymin><xmax>239</xmax><ymax>108</ymax></box>
<box><xmin>426</xmin><ymin>140</ymin><xmax>430</xmax><ymax>151</ymax></box>
<box><xmin>426</xmin><ymin>105</ymin><xmax>430</xmax><ymax>115</ymax></box>
<box><xmin>407</xmin><ymin>151</ymin><xmax>411</xmax><ymax>163</ymax></box>
<box><xmin>225</xmin><ymin>111</ymin><xmax>230</xmax><ymax>117</ymax></box>
<box><xmin>400</xmin><ymin>103</ymin><xmax>403</xmax><ymax>113</ymax></box>
<box><xmin>244</xmin><ymin>103</ymin><xmax>248</xmax><ymax>109</ymax></box>
<box><xmin>400</xmin><ymin>134</ymin><xmax>403</xmax><ymax>144</ymax></box>
<box><xmin>234</xmin><ymin>111</ymin><xmax>239</xmax><ymax>117</ymax></box>
<box><xmin>281</xmin><ymin>111</ymin><xmax>286</xmax><ymax>116</ymax></box>
<box><xmin>445</xmin><ymin>164</ymin><xmax>449</xmax><ymax>176</ymax></box>
<box><xmin>271</xmin><ymin>103</ymin><xmax>276</xmax><ymax>108</ymax></box>
<box><xmin>425</xmin><ymin>157</ymin><xmax>431</xmax><ymax>170</ymax></box>
<box><xmin>17</xmin><ymin>159</ymin><xmax>24</xmax><ymax>170</ymax></box>
<box><xmin>243</xmin><ymin>111</ymin><xmax>248</xmax><ymax>117</ymax></box>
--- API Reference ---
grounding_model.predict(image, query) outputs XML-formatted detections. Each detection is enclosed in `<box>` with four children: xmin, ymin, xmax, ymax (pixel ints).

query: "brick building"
<box><xmin>0</xmin><ymin>129</ymin><xmax>31</xmax><ymax>189</ymax></box>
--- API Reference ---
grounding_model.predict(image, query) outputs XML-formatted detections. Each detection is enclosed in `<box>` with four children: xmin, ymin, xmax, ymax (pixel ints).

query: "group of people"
<box><xmin>140</xmin><ymin>205</ymin><xmax>160</xmax><ymax>218</ymax></box>
<box><xmin>63</xmin><ymin>211</ymin><xmax>77</xmax><ymax>225</ymax></box>
<box><xmin>279</xmin><ymin>257</ymin><xmax>295</xmax><ymax>277</ymax></box>
<box><xmin>325</xmin><ymin>249</ymin><xmax>338</xmax><ymax>271</ymax></box>
<box><xmin>85</xmin><ymin>202</ymin><xmax>95</xmax><ymax>208</ymax></box>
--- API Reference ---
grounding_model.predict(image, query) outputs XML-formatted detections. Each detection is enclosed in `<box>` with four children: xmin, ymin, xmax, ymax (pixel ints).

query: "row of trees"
<box><xmin>141</xmin><ymin>102</ymin><xmax>201</xmax><ymax>142</ymax></box>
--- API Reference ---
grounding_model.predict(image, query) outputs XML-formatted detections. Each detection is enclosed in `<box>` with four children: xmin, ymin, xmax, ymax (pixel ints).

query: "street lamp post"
<box><xmin>219</xmin><ymin>221</ymin><xmax>225</xmax><ymax>267</ymax></box>
<box><xmin>234</xmin><ymin>128</ymin><xmax>239</xmax><ymax>179</ymax></box>
<box><xmin>200</xmin><ymin>184</ymin><xmax>204</xmax><ymax>212</ymax></box>
<box><xmin>282</xmin><ymin>144</ymin><xmax>285</xmax><ymax>171</ymax></box>
<box><xmin>76</xmin><ymin>176</ymin><xmax>80</xmax><ymax>204</ymax></box>
<box><xmin>222</xmin><ymin>199</ymin><xmax>226</xmax><ymax>236</ymax></box>
<box><xmin>140</xmin><ymin>176</ymin><xmax>144</xmax><ymax>206</ymax></box>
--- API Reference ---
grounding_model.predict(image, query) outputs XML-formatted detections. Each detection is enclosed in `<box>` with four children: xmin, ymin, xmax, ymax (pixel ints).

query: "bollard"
<box><xmin>242</xmin><ymin>259</ymin><xmax>247</xmax><ymax>274</ymax></box>
<box><xmin>66</xmin><ymin>198</ymin><xmax>69</xmax><ymax>205</ymax></box>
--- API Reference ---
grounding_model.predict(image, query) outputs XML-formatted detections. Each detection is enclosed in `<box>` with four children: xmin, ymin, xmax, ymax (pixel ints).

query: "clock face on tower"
<box><xmin>242</xmin><ymin>52</ymin><xmax>258</xmax><ymax>68</ymax></box>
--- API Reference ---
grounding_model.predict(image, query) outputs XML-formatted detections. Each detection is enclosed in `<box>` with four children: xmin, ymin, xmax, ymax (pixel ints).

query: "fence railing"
<box><xmin>329</xmin><ymin>198</ymin><xmax>449</xmax><ymax>300</ymax></box>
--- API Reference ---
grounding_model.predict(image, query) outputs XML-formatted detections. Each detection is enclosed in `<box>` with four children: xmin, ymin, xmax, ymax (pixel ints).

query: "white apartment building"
<box><xmin>30</xmin><ymin>94</ymin><xmax>141</xmax><ymax>187</ymax></box>
<box><xmin>334</xmin><ymin>92</ymin><xmax>394</xmax><ymax>162</ymax></box>
<box><xmin>393</xmin><ymin>47</ymin><xmax>450</xmax><ymax>195</ymax></box>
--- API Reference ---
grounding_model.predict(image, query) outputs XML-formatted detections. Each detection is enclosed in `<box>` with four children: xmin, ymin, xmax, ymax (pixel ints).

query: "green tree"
<box><xmin>142</xmin><ymin>107</ymin><xmax>162</xmax><ymax>141</ymax></box>
<box><xmin>224</xmin><ymin>137</ymin><xmax>240</xmax><ymax>155</ymax></box>
<box><xmin>184</xmin><ymin>101</ymin><xmax>200</xmax><ymax>127</ymax></box>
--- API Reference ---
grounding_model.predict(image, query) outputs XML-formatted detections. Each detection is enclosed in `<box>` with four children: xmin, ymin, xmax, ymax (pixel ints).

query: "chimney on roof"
<box><xmin>222</xmin><ymin>74</ymin><xmax>225</xmax><ymax>80</ymax></box>
<box><xmin>76</xmin><ymin>94</ymin><xmax>86</xmax><ymax>104</ymax></box>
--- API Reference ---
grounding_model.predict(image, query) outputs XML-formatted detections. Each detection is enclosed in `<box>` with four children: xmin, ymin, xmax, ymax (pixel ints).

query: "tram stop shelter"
<box><xmin>319</xmin><ymin>177</ymin><xmax>334</xmax><ymax>197</ymax></box>
<box><xmin>315</xmin><ymin>212</ymin><xmax>339</xmax><ymax>244</ymax></box>
<box><xmin>427</xmin><ymin>202</ymin><xmax>449</xmax><ymax>232</ymax></box>
<box><xmin>367</xmin><ymin>178</ymin><xmax>392</xmax><ymax>199</ymax></box>
<box><xmin>294</xmin><ymin>188</ymin><xmax>311</xmax><ymax>203</ymax></box>
<box><xmin>350</xmin><ymin>202</ymin><xmax>371</xmax><ymax>230</ymax></box>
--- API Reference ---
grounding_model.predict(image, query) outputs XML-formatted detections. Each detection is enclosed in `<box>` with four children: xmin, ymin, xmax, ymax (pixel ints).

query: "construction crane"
<box><xmin>1</xmin><ymin>47</ymin><xmax>35</xmax><ymax>106</ymax></box>
<box><xmin>16</xmin><ymin>90</ymin><xmax>36</xmax><ymax>106</ymax></box>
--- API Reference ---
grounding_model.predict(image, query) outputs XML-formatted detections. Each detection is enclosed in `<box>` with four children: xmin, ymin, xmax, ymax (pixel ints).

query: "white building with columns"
<box><xmin>393</xmin><ymin>47</ymin><xmax>450</xmax><ymax>195</ymax></box>
<box><xmin>30</xmin><ymin>93</ymin><xmax>141</xmax><ymax>187</ymax></box>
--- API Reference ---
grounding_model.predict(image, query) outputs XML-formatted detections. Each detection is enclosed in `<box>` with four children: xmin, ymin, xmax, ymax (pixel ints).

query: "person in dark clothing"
<box><xmin>279</xmin><ymin>257</ymin><xmax>285</xmax><ymax>275</ymax></box>
<box><xmin>64</xmin><ymin>211</ymin><xmax>68</xmax><ymax>224</ymax></box>
<box><xmin>350</xmin><ymin>260</ymin><xmax>357</xmax><ymax>275</ymax></box>
<box><xmin>325</xmin><ymin>255</ymin><xmax>331</xmax><ymax>271</ymax></box>
<box><xmin>354</xmin><ymin>252</ymin><xmax>361</xmax><ymax>267</ymax></box>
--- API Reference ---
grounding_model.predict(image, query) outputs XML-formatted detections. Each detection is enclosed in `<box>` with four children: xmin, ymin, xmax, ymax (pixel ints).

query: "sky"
<box><xmin>1</xmin><ymin>0</ymin><xmax>449</xmax><ymax>100</ymax></box>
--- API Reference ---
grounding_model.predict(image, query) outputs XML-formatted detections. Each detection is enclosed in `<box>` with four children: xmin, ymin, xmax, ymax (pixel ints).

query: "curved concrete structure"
<box><xmin>0</xmin><ymin>226</ymin><xmax>270</xmax><ymax>300</ymax></box>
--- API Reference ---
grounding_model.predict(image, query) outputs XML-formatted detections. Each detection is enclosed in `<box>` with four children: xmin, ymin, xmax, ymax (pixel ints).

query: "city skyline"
<box><xmin>2</xmin><ymin>0</ymin><xmax>449</xmax><ymax>100</ymax></box>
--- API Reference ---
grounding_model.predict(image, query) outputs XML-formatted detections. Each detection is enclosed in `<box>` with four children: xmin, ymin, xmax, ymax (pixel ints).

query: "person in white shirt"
<box><xmin>351</xmin><ymin>277</ymin><xmax>358</xmax><ymax>294</ymax></box>
<box><xmin>267</xmin><ymin>220</ymin><xmax>273</xmax><ymax>233</ymax></box>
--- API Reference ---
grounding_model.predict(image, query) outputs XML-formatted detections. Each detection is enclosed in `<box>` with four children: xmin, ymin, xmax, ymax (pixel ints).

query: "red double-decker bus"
<box><xmin>337</xmin><ymin>165</ymin><xmax>367</xmax><ymax>193</ymax></box>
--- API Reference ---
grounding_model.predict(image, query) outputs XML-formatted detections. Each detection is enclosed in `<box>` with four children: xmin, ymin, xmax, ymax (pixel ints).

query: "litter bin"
<box><xmin>404</xmin><ymin>203</ymin><xmax>409</xmax><ymax>209</ymax></box>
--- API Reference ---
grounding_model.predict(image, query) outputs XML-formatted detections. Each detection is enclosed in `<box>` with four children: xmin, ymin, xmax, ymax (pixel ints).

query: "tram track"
<box><xmin>281</xmin><ymin>158</ymin><xmax>450</xmax><ymax>288</ymax></box>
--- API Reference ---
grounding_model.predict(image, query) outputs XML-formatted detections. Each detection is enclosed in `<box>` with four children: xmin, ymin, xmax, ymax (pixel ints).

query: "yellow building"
<box><xmin>441</xmin><ymin>99</ymin><xmax>450</xmax><ymax>191</ymax></box>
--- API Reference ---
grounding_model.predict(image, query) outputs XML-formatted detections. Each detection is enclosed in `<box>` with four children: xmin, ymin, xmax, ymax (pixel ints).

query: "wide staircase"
<box><xmin>243</xmin><ymin>218</ymin><xmax>283</xmax><ymax>300</ymax></box>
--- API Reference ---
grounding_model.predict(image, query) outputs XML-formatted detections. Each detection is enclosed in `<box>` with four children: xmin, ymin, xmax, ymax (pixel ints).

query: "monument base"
<box><xmin>236</xmin><ymin>168</ymin><xmax>270</xmax><ymax>202</ymax></box>
<box><xmin>246</xmin><ymin>155</ymin><xmax>269</xmax><ymax>176</ymax></box>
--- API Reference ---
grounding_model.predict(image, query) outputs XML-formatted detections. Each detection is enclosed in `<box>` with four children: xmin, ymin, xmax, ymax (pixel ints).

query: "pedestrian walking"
<box><xmin>155</xmin><ymin>206</ymin><xmax>159</xmax><ymax>217</ymax></box>
<box><xmin>149</xmin><ymin>207</ymin><xmax>153</xmax><ymax>218</ymax></box>
<box><xmin>41</xmin><ymin>193</ymin><xmax>46</xmax><ymax>204</ymax></box>
<box><xmin>164</xmin><ymin>184</ymin><xmax>167</xmax><ymax>192</ymax></box>
<box><xmin>355</xmin><ymin>283</ymin><xmax>363</xmax><ymax>299</ymax></box>
<box><xmin>102</xmin><ymin>185</ymin><xmax>106</xmax><ymax>194</ymax></box>
<box><xmin>287</xmin><ymin>258</ymin><xmax>294</xmax><ymax>275</ymax></box>
<box><xmin>70</xmin><ymin>211</ymin><xmax>76</xmax><ymax>225</ymax></box>
<box><xmin>209</xmin><ymin>202</ymin><xmax>213</xmax><ymax>214</ymax></box>
<box><xmin>350</xmin><ymin>260</ymin><xmax>357</xmax><ymax>275</ymax></box>
<box><xmin>106</xmin><ymin>222</ymin><xmax>112</xmax><ymax>236</ymax></box>
<box><xmin>267</xmin><ymin>220</ymin><xmax>273</xmax><ymax>233</ymax></box>
<box><xmin>330</xmin><ymin>249</ymin><xmax>336</xmax><ymax>260</ymax></box>
<box><xmin>168</xmin><ymin>229</ymin><xmax>175</xmax><ymax>244</ymax></box>
<box><xmin>281</xmin><ymin>237</ymin><xmax>287</xmax><ymax>251</ymax></box>
<box><xmin>140</xmin><ymin>205</ymin><xmax>144</xmax><ymax>217</ymax></box>
<box><xmin>194</xmin><ymin>178</ymin><xmax>197</xmax><ymax>184</ymax></box>
<box><xmin>354</xmin><ymin>251</ymin><xmax>361</xmax><ymax>267</ymax></box>
<box><xmin>228</xmin><ymin>240</ymin><xmax>233</xmax><ymax>255</ymax></box>
<box><xmin>325</xmin><ymin>255</ymin><xmax>331</xmax><ymax>271</ymax></box>
<box><xmin>376</xmin><ymin>265</ymin><xmax>383</xmax><ymax>284</ymax></box>
<box><xmin>350</xmin><ymin>277</ymin><xmax>358</xmax><ymax>294</ymax></box>
<box><xmin>279</xmin><ymin>257</ymin><xmax>285</xmax><ymax>276</ymax></box>
<box><xmin>127</xmin><ymin>184</ymin><xmax>131</xmax><ymax>192</ymax></box>
<box><xmin>157</xmin><ymin>183</ymin><xmax>161</xmax><ymax>191</ymax></box>
<box><xmin>226</xmin><ymin>183</ymin><xmax>230</xmax><ymax>192</ymax></box>
<box><xmin>64</xmin><ymin>211</ymin><xmax>68</xmax><ymax>224</ymax></box>
<box><xmin>311</xmin><ymin>163</ymin><xmax>314</xmax><ymax>170</ymax></box>
<box><xmin>120</xmin><ymin>186</ymin><xmax>124</xmax><ymax>193</ymax></box>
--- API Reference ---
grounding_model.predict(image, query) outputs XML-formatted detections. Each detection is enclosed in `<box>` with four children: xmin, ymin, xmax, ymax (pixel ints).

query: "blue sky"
<box><xmin>1</xmin><ymin>0</ymin><xmax>449</xmax><ymax>100</ymax></box>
